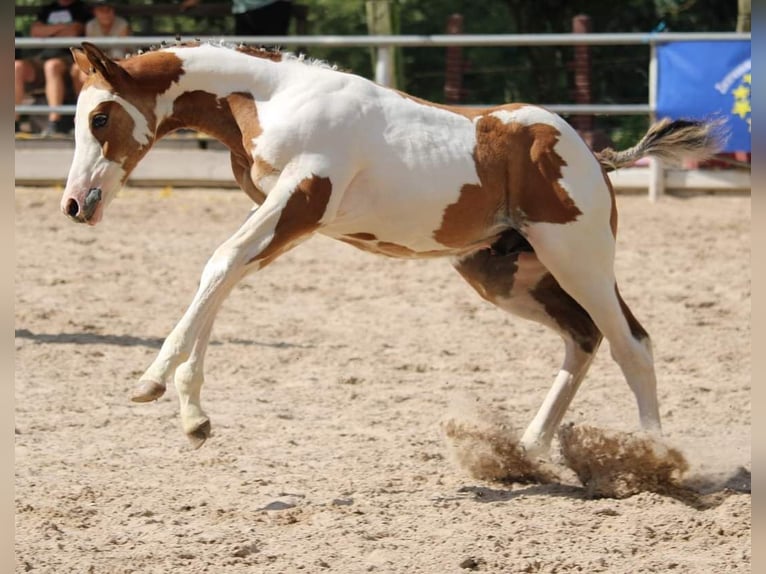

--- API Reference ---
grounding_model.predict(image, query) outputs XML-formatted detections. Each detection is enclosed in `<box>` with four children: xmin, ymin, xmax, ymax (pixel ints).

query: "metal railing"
<box><xmin>15</xmin><ymin>32</ymin><xmax>750</xmax><ymax>116</ymax></box>
<box><xmin>15</xmin><ymin>32</ymin><xmax>751</xmax><ymax>199</ymax></box>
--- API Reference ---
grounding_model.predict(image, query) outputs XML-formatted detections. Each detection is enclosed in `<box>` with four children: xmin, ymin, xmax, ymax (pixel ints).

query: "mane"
<box><xmin>123</xmin><ymin>37</ymin><xmax>338</xmax><ymax>70</ymax></box>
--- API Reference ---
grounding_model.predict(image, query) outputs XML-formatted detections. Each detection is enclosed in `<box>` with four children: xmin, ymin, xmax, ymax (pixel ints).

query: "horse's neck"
<box><xmin>155</xmin><ymin>47</ymin><xmax>279</xmax><ymax>142</ymax></box>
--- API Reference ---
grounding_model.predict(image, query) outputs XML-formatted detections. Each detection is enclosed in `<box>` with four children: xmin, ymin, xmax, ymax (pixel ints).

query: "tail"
<box><xmin>596</xmin><ymin>118</ymin><xmax>726</xmax><ymax>172</ymax></box>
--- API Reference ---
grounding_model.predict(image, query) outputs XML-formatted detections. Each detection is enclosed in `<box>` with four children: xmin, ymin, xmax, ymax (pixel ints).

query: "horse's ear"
<box><xmin>78</xmin><ymin>42</ymin><xmax>129</xmax><ymax>83</ymax></box>
<box><xmin>71</xmin><ymin>46</ymin><xmax>94</xmax><ymax>76</ymax></box>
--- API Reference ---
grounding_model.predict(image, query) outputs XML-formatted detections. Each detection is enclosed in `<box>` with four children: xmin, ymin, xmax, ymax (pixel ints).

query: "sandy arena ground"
<box><xmin>15</xmin><ymin>186</ymin><xmax>750</xmax><ymax>573</ymax></box>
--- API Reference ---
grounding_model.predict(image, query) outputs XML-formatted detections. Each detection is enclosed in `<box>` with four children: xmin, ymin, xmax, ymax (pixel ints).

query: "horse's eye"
<box><xmin>91</xmin><ymin>114</ymin><xmax>108</xmax><ymax>129</ymax></box>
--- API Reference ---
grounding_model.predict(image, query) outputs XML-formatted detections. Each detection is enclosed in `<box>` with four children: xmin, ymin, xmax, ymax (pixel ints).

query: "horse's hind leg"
<box><xmin>525</xmin><ymin>218</ymin><xmax>661</xmax><ymax>436</ymax></box>
<box><xmin>454</xmin><ymin>237</ymin><xmax>602</xmax><ymax>460</ymax></box>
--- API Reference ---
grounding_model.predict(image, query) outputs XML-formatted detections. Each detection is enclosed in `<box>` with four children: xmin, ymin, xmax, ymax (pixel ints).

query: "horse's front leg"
<box><xmin>131</xmin><ymin>172</ymin><xmax>334</xmax><ymax>445</ymax></box>
<box><xmin>130</xmin><ymin>236</ymin><xmax>247</xmax><ymax>405</ymax></box>
<box><xmin>172</xmin><ymin>314</ymin><xmax>214</xmax><ymax>448</ymax></box>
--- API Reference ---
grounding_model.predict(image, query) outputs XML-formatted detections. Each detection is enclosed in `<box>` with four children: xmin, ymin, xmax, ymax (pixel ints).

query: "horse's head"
<box><xmin>63</xmin><ymin>42</ymin><xmax>158</xmax><ymax>225</ymax></box>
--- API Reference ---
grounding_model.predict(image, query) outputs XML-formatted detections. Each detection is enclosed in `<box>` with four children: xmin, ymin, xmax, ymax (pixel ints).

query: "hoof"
<box><xmin>131</xmin><ymin>379</ymin><xmax>166</xmax><ymax>402</ymax></box>
<box><xmin>186</xmin><ymin>419</ymin><xmax>211</xmax><ymax>449</ymax></box>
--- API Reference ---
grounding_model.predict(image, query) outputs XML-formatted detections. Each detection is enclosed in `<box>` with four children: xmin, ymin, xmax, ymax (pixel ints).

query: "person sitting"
<box><xmin>74</xmin><ymin>0</ymin><xmax>132</xmax><ymax>87</ymax></box>
<box><xmin>15</xmin><ymin>31</ymin><xmax>41</xmax><ymax>134</ymax></box>
<box><xmin>30</xmin><ymin>0</ymin><xmax>92</xmax><ymax>136</ymax></box>
<box><xmin>86</xmin><ymin>0</ymin><xmax>131</xmax><ymax>59</ymax></box>
<box><xmin>180</xmin><ymin>0</ymin><xmax>293</xmax><ymax>37</ymax></box>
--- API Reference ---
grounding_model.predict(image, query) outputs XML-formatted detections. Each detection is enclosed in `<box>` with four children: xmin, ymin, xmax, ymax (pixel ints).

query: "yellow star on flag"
<box><xmin>733</xmin><ymin>84</ymin><xmax>750</xmax><ymax>100</ymax></box>
<box><xmin>732</xmin><ymin>98</ymin><xmax>750</xmax><ymax>119</ymax></box>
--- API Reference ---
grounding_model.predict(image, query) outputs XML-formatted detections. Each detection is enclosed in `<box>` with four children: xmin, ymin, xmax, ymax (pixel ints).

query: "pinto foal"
<box><xmin>62</xmin><ymin>42</ymin><xmax>719</xmax><ymax>460</ymax></box>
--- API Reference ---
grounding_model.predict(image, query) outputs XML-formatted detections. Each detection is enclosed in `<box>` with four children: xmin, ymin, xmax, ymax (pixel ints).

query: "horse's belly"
<box><xmin>324</xmin><ymin>165</ymin><xmax>496</xmax><ymax>258</ymax></box>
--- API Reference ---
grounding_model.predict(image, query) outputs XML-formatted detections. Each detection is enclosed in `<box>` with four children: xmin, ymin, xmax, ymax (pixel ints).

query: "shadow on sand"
<box><xmin>15</xmin><ymin>328</ymin><xmax>314</xmax><ymax>350</ymax></box>
<box><xmin>453</xmin><ymin>466</ymin><xmax>750</xmax><ymax>510</ymax></box>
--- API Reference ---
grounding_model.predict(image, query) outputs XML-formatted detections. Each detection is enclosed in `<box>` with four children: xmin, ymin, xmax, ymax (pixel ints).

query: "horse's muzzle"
<box><xmin>65</xmin><ymin>187</ymin><xmax>102</xmax><ymax>223</ymax></box>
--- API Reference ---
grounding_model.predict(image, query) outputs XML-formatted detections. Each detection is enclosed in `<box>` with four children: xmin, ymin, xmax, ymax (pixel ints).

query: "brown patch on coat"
<box><xmin>227</xmin><ymin>92</ymin><xmax>262</xmax><ymax>145</ymax></box>
<box><xmin>336</xmin><ymin>237</ymin><xmax>378</xmax><ymax>254</ymax></box>
<box><xmin>395</xmin><ymin>93</ymin><xmax>529</xmax><ymax>122</ymax></box>
<box><xmin>454</xmin><ymin>225</ymin><xmax>600</xmax><ymax>353</ymax></box>
<box><xmin>376</xmin><ymin>242</ymin><xmax>418</xmax><ymax>257</ymax></box>
<box><xmin>76</xmin><ymin>50</ymin><xmax>185</xmax><ymax>172</ymax></box>
<box><xmin>454</xmin><ymin>250</ymin><xmax>522</xmax><ymax>303</ymax></box>
<box><xmin>78</xmin><ymin>48</ymin><xmax>272</xmax><ymax>203</ymax></box>
<box><xmin>615</xmin><ymin>285</ymin><xmax>649</xmax><ymax>341</ymax></box>
<box><xmin>120</xmin><ymin>51</ymin><xmax>186</xmax><ymax>97</ymax></box>
<box><xmin>250</xmin><ymin>176</ymin><xmax>333</xmax><ymax>265</ymax></box>
<box><xmin>73</xmin><ymin>52</ymin><xmax>183</xmax><ymax>183</ymax></box>
<box><xmin>230</xmin><ymin>153</ymin><xmax>265</xmax><ymax>204</ymax></box>
<box><xmin>434</xmin><ymin>114</ymin><xmax>582</xmax><ymax>250</ymax></box>
<box><xmin>224</xmin><ymin>92</ymin><xmax>280</xmax><ymax>203</ymax></box>
<box><xmin>530</xmin><ymin>273</ymin><xmax>602</xmax><ymax>354</ymax></box>
<box><xmin>602</xmin><ymin>167</ymin><xmax>618</xmax><ymax>236</ymax></box>
<box><xmin>252</xmin><ymin>156</ymin><xmax>280</xmax><ymax>182</ymax></box>
<box><xmin>336</xmin><ymin>237</ymin><xmax>464</xmax><ymax>259</ymax></box>
<box><xmin>235</xmin><ymin>45</ymin><xmax>284</xmax><ymax>62</ymax></box>
<box><xmin>367</xmin><ymin>242</ymin><xmax>461</xmax><ymax>258</ymax></box>
<box><xmin>159</xmin><ymin>91</ymin><xmax>231</xmax><ymax>140</ymax></box>
<box><xmin>395</xmin><ymin>90</ymin><xmax>491</xmax><ymax>119</ymax></box>
<box><xmin>226</xmin><ymin>92</ymin><xmax>267</xmax><ymax>203</ymax></box>
<box><xmin>451</xmin><ymin>228</ymin><xmax>528</xmax><ymax>300</ymax></box>
<box><xmin>88</xmin><ymin>100</ymin><xmax>148</xmax><ymax>179</ymax></box>
<box><xmin>104</xmin><ymin>51</ymin><xmax>186</xmax><ymax>134</ymax></box>
<box><xmin>345</xmin><ymin>232</ymin><xmax>378</xmax><ymax>241</ymax></box>
<box><xmin>156</xmin><ymin>90</ymin><xmax>269</xmax><ymax>203</ymax></box>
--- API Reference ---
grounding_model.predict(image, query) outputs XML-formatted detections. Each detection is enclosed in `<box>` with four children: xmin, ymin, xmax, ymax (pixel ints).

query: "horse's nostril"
<box><xmin>66</xmin><ymin>198</ymin><xmax>80</xmax><ymax>218</ymax></box>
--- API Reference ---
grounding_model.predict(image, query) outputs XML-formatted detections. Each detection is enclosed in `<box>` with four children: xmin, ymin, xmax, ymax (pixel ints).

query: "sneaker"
<box><xmin>41</xmin><ymin>119</ymin><xmax>68</xmax><ymax>137</ymax></box>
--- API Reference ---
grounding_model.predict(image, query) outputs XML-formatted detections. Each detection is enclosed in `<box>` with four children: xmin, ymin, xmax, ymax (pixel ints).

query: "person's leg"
<box><xmin>15</xmin><ymin>61</ymin><xmax>28</xmax><ymax>124</ymax></box>
<box><xmin>15</xmin><ymin>59</ymin><xmax>38</xmax><ymax>131</ymax></box>
<box><xmin>43</xmin><ymin>56</ymin><xmax>69</xmax><ymax>131</ymax></box>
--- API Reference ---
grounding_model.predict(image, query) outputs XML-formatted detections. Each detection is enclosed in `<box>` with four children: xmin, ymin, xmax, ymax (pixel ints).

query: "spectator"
<box><xmin>75</xmin><ymin>0</ymin><xmax>132</xmax><ymax>87</ymax></box>
<box><xmin>30</xmin><ymin>0</ymin><xmax>92</xmax><ymax>136</ymax></box>
<box><xmin>86</xmin><ymin>0</ymin><xmax>132</xmax><ymax>59</ymax></box>
<box><xmin>180</xmin><ymin>0</ymin><xmax>293</xmax><ymax>37</ymax></box>
<box><xmin>15</xmin><ymin>31</ymin><xmax>41</xmax><ymax>134</ymax></box>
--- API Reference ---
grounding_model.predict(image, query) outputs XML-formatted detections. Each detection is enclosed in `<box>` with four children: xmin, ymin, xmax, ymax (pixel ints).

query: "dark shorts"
<box><xmin>235</xmin><ymin>0</ymin><xmax>293</xmax><ymax>36</ymax></box>
<box><xmin>36</xmin><ymin>48</ymin><xmax>74</xmax><ymax>62</ymax></box>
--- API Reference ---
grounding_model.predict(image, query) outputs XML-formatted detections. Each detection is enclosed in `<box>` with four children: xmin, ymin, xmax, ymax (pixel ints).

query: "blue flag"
<box><xmin>657</xmin><ymin>41</ymin><xmax>751</xmax><ymax>152</ymax></box>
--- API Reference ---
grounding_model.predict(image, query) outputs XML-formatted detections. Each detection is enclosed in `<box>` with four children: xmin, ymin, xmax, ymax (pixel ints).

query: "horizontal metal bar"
<box><xmin>14</xmin><ymin>145</ymin><xmax>752</xmax><ymax>192</ymax></box>
<box><xmin>15</xmin><ymin>103</ymin><xmax>652</xmax><ymax>117</ymax></box>
<box><xmin>15</xmin><ymin>33</ymin><xmax>741</xmax><ymax>118</ymax></box>
<box><xmin>14</xmin><ymin>32</ymin><xmax>750</xmax><ymax>50</ymax></box>
<box><xmin>16</xmin><ymin>105</ymin><xmax>77</xmax><ymax>115</ymax></box>
<box><xmin>520</xmin><ymin>104</ymin><xmax>650</xmax><ymax>115</ymax></box>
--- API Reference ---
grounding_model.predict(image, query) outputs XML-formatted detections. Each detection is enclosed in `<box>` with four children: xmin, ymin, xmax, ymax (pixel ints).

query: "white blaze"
<box><xmin>64</xmin><ymin>85</ymin><xmax>152</xmax><ymax>215</ymax></box>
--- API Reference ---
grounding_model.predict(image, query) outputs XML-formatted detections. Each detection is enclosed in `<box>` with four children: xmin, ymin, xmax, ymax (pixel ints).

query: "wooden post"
<box><xmin>648</xmin><ymin>42</ymin><xmax>664</xmax><ymax>201</ymax></box>
<box><xmin>737</xmin><ymin>0</ymin><xmax>751</xmax><ymax>32</ymax></box>
<box><xmin>444</xmin><ymin>14</ymin><xmax>464</xmax><ymax>104</ymax></box>
<box><xmin>292</xmin><ymin>4</ymin><xmax>309</xmax><ymax>56</ymax></box>
<box><xmin>570</xmin><ymin>15</ymin><xmax>593</xmax><ymax>135</ymax></box>
<box><xmin>568</xmin><ymin>15</ymin><xmax>612</xmax><ymax>152</ymax></box>
<box><xmin>366</xmin><ymin>0</ymin><xmax>396</xmax><ymax>88</ymax></box>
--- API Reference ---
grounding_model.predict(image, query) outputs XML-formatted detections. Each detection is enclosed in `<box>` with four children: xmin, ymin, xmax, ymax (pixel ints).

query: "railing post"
<box><xmin>571</xmin><ymin>15</ymin><xmax>593</xmax><ymax>135</ymax></box>
<box><xmin>367</xmin><ymin>0</ymin><xmax>396</xmax><ymax>88</ymax></box>
<box><xmin>374</xmin><ymin>45</ymin><xmax>395</xmax><ymax>87</ymax></box>
<box><xmin>647</xmin><ymin>41</ymin><xmax>664</xmax><ymax>201</ymax></box>
<box><xmin>444</xmin><ymin>14</ymin><xmax>464</xmax><ymax>104</ymax></box>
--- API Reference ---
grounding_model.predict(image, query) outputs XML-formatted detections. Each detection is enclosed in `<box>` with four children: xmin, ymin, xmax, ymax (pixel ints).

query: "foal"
<box><xmin>63</xmin><ymin>42</ymin><xmax>720</xmax><ymax>462</ymax></box>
